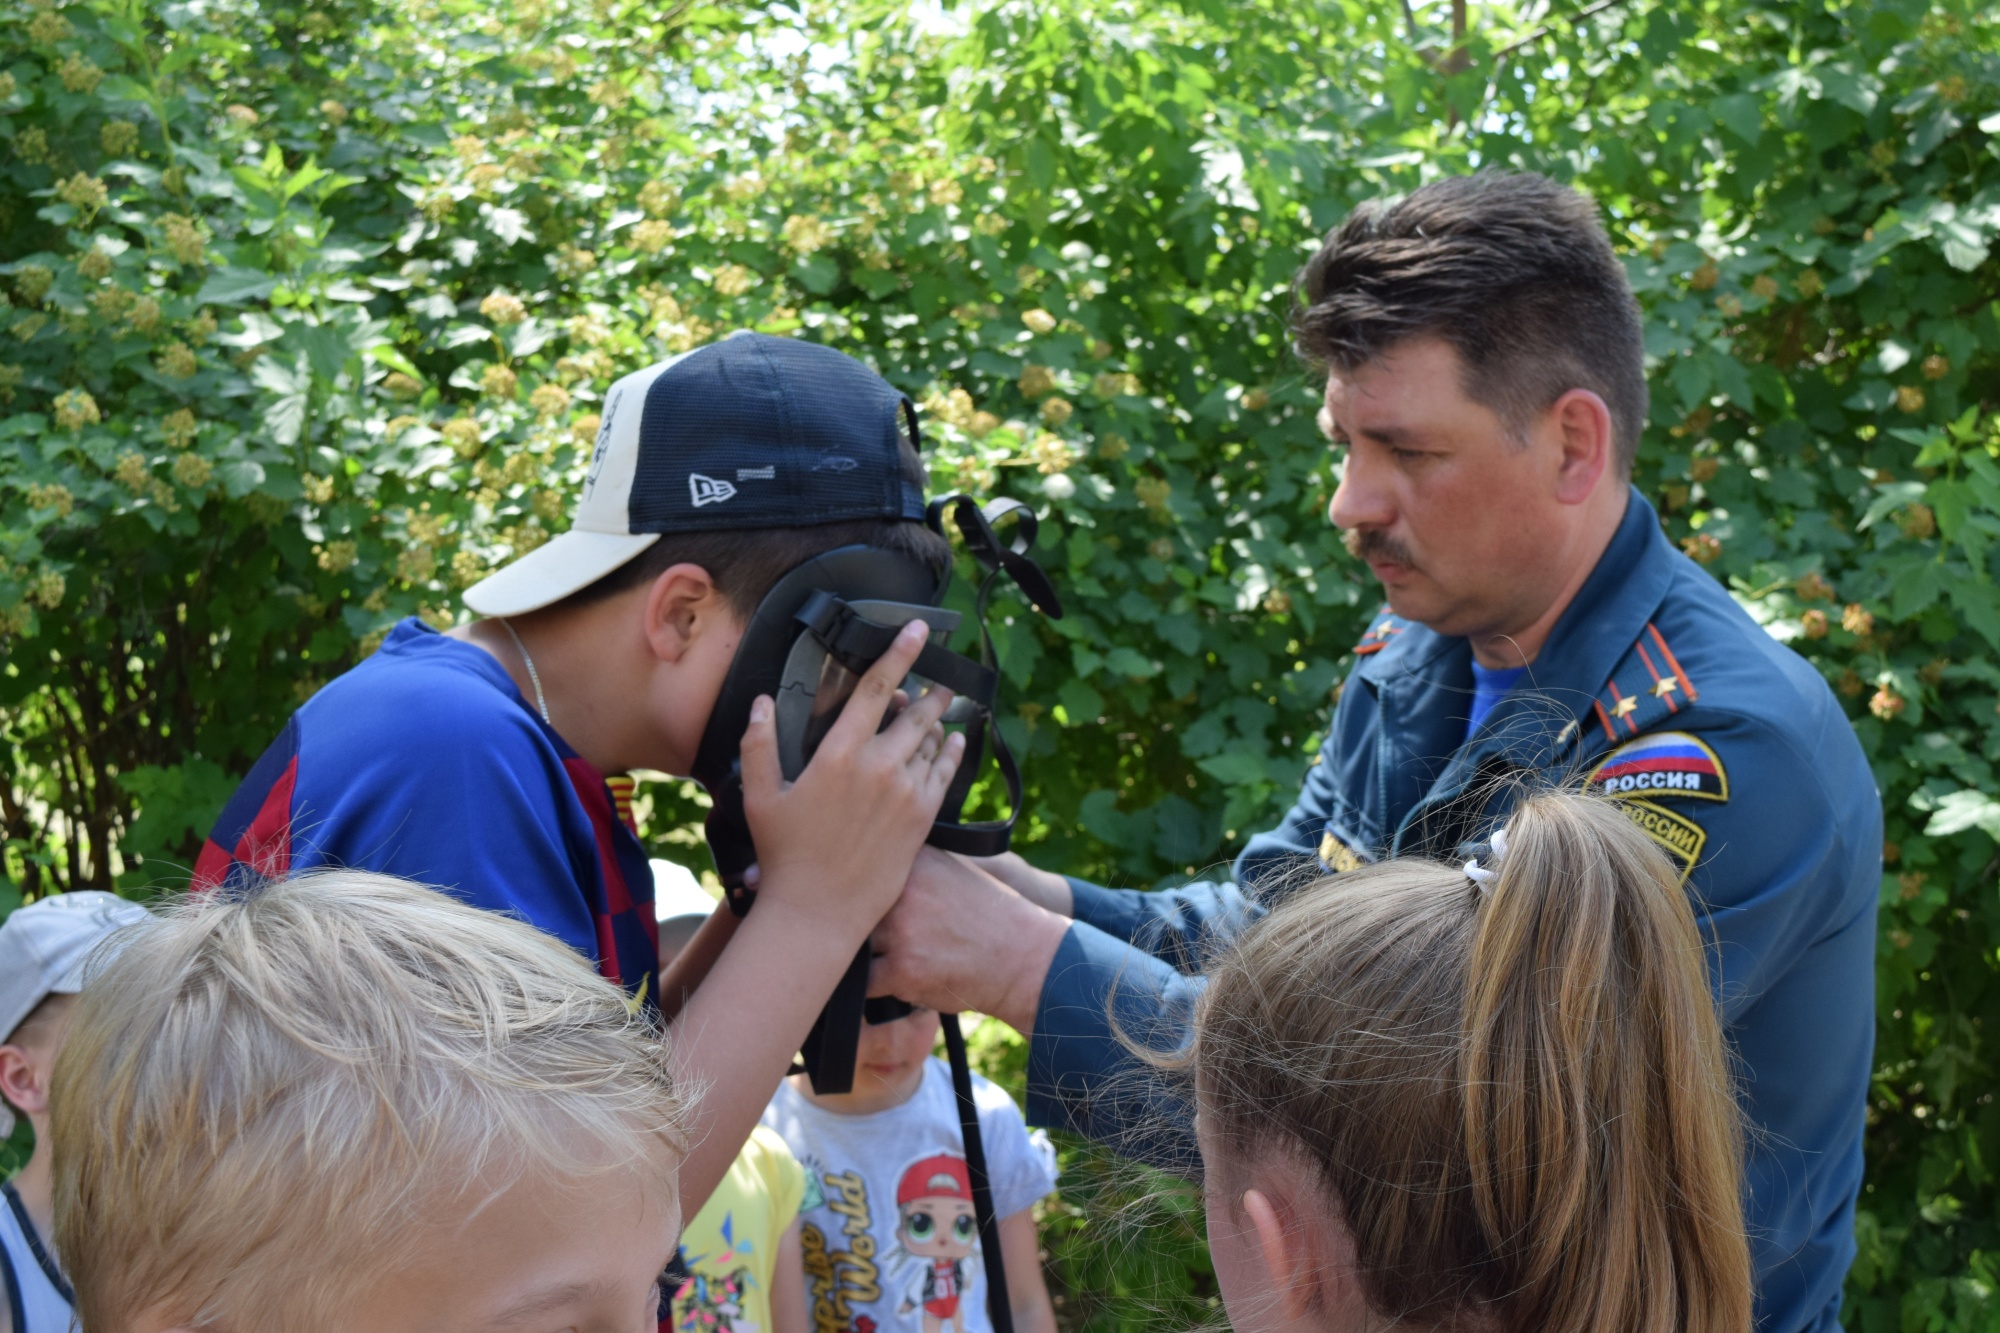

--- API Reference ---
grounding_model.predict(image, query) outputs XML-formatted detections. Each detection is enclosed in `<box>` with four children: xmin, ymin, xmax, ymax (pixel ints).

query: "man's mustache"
<box><xmin>1343</xmin><ymin>527</ymin><xmax>1417</xmax><ymax>571</ymax></box>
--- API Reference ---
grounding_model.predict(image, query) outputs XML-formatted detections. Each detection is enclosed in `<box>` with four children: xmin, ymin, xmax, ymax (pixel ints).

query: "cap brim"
<box><xmin>463</xmin><ymin>529</ymin><xmax>661</xmax><ymax>618</ymax></box>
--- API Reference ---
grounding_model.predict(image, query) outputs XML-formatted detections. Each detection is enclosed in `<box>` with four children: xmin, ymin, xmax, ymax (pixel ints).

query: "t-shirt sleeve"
<box><xmin>751</xmin><ymin>1124</ymin><xmax>809</xmax><ymax>1225</ymax></box>
<box><xmin>288</xmin><ymin>669</ymin><xmax>598</xmax><ymax>960</ymax></box>
<box><xmin>973</xmin><ymin>1074</ymin><xmax>1059</xmax><ymax>1219</ymax></box>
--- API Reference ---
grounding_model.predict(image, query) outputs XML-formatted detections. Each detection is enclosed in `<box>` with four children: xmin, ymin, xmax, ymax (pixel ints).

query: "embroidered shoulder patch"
<box><xmin>1588</xmin><ymin>730</ymin><xmax>1729</xmax><ymax>803</ymax></box>
<box><xmin>1615</xmin><ymin>799</ymin><xmax>1706</xmax><ymax>882</ymax></box>
<box><xmin>1319</xmin><ymin>829</ymin><xmax>1365</xmax><ymax>874</ymax></box>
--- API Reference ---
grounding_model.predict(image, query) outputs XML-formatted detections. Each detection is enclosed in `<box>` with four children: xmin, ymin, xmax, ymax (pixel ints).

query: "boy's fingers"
<box><xmin>925</xmin><ymin>732</ymin><xmax>967</xmax><ymax>792</ymax></box>
<box><xmin>738</xmin><ymin>695</ymin><xmax>782</xmax><ymax>801</ymax></box>
<box><xmin>820</xmin><ymin>620</ymin><xmax>930</xmax><ymax>754</ymax></box>
<box><xmin>882</xmin><ymin>681</ymin><xmax>954</xmax><ymax>756</ymax></box>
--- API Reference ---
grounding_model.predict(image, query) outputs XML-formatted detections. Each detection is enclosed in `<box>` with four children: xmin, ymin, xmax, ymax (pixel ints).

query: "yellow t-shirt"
<box><xmin>673</xmin><ymin>1126</ymin><xmax>808</xmax><ymax>1333</ymax></box>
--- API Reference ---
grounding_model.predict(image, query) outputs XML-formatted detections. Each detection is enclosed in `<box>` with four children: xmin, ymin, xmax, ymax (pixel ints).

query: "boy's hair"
<box><xmin>559</xmin><ymin>435</ymin><xmax>952</xmax><ymax>617</ymax></box>
<box><xmin>50</xmin><ymin>871</ymin><xmax>688</xmax><ymax>1332</ymax></box>
<box><xmin>1194</xmin><ymin>790</ymin><xmax>1750</xmax><ymax>1333</ymax></box>
<box><xmin>1293</xmin><ymin>171</ymin><xmax>1650</xmax><ymax>474</ymax></box>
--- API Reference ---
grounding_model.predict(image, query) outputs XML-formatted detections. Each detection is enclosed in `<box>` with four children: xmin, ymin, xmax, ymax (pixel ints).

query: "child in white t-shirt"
<box><xmin>761</xmin><ymin>1008</ymin><xmax>1058</xmax><ymax>1333</ymax></box>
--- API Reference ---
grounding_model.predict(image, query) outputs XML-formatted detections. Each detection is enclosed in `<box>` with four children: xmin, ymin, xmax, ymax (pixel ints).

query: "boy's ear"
<box><xmin>0</xmin><ymin>1043</ymin><xmax>51</xmax><ymax>1118</ymax></box>
<box><xmin>641</xmin><ymin>562</ymin><xmax>728</xmax><ymax>663</ymax></box>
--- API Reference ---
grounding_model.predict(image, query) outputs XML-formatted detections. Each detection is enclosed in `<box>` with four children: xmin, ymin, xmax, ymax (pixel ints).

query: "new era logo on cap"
<box><xmin>689</xmin><ymin>474</ymin><xmax>737</xmax><ymax>507</ymax></box>
<box><xmin>463</xmin><ymin>333</ymin><xmax>927</xmax><ymax>618</ymax></box>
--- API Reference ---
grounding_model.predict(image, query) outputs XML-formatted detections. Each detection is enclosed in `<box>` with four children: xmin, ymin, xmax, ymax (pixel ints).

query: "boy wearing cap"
<box><xmin>190</xmin><ymin>333</ymin><xmax>967</xmax><ymax>1219</ymax></box>
<box><xmin>1</xmin><ymin>890</ymin><xmax>150</xmax><ymax>1333</ymax></box>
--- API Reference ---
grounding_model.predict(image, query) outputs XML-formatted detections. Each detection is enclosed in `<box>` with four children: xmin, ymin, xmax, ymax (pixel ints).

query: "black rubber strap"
<box><xmin>795</xmin><ymin>592</ymin><xmax>997</xmax><ymax>705</ymax></box>
<box><xmin>924</xmin><ymin>709</ymin><xmax>1022</xmax><ymax>857</ymax></box>
<box><xmin>942</xmin><ymin>1013</ymin><xmax>1013</xmax><ymax>1333</ymax></box>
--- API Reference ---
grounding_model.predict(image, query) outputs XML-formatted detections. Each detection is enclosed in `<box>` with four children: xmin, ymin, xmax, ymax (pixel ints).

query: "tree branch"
<box><xmin>1494</xmin><ymin>0</ymin><xmax>1639</xmax><ymax>61</ymax></box>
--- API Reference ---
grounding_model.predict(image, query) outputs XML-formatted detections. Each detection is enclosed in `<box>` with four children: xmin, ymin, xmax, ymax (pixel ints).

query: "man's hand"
<box><xmin>869</xmin><ymin>847</ymin><xmax>1070</xmax><ymax>1035</ymax></box>
<box><xmin>969</xmin><ymin>851</ymin><xmax>1074</xmax><ymax>917</ymax></box>
<box><xmin>670</xmin><ymin>621</ymin><xmax>964</xmax><ymax>1220</ymax></box>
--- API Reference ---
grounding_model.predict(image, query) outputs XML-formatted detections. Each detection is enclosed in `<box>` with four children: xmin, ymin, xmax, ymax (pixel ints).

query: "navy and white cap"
<box><xmin>464</xmin><ymin>332</ymin><xmax>926</xmax><ymax>618</ymax></box>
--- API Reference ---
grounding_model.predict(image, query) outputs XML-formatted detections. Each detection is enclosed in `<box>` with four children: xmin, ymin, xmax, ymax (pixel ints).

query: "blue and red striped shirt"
<box><xmin>195</xmin><ymin>617</ymin><xmax>660</xmax><ymax>1001</ymax></box>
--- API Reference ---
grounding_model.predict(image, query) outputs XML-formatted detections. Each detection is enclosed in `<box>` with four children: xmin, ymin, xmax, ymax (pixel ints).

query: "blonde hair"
<box><xmin>50</xmin><ymin>870</ymin><xmax>688</xmax><ymax>1332</ymax></box>
<box><xmin>1194</xmin><ymin>791</ymin><xmax>1750</xmax><ymax>1333</ymax></box>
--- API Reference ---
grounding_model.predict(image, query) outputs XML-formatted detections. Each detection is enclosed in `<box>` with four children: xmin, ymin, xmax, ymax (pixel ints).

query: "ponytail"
<box><xmin>1193</xmin><ymin>790</ymin><xmax>1750</xmax><ymax>1333</ymax></box>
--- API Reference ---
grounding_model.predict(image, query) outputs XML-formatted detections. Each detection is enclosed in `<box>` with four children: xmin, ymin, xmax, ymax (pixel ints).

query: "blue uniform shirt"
<box><xmin>196</xmin><ymin>618</ymin><xmax>660</xmax><ymax>999</ymax></box>
<box><xmin>1029</xmin><ymin>488</ymin><xmax>1881</xmax><ymax>1333</ymax></box>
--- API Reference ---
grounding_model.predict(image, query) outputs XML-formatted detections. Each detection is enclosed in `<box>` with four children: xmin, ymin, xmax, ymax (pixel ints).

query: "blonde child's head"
<box><xmin>51</xmin><ymin>870</ymin><xmax>689</xmax><ymax>1333</ymax></box>
<box><xmin>1193</xmin><ymin>790</ymin><xmax>1751</xmax><ymax>1333</ymax></box>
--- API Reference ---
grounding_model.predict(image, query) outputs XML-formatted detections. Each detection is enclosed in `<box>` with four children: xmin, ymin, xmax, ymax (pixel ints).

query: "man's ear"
<box><xmin>1547</xmin><ymin>387</ymin><xmax>1615</xmax><ymax>504</ymax></box>
<box><xmin>0</xmin><ymin>1043</ymin><xmax>50</xmax><ymax>1118</ymax></box>
<box><xmin>641</xmin><ymin>562</ymin><xmax>727</xmax><ymax>664</ymax></box>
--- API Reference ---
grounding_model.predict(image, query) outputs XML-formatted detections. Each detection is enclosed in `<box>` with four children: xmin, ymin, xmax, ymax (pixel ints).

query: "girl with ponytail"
<box><xmin>1190</xmin><ymin>790</ymin><xmax>1751</xmax><ymax>1333</ymax></box>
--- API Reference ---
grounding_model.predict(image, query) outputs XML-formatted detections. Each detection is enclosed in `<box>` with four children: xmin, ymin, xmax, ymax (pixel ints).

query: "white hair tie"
<box><xmin>1464</xmin><ymin>826</ymin><xmax>1508</xmax><ymax>892</ymax></box>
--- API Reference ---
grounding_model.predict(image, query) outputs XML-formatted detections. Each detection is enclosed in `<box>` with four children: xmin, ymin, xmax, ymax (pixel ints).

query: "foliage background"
<box><xmin>3</xmin><ymin>0</ymin><xmax>2000</xmax><ymax>1326</ymax></box>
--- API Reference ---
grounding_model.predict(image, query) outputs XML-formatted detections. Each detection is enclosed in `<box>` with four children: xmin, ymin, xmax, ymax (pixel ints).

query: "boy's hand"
<box><xmin>739</xmin><ymin>619</ymin><xmax>965</xmax><ymax>930</ymax></box>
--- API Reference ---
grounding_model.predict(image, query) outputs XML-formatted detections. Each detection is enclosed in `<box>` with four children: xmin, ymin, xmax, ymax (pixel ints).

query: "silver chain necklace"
<box><xmin>498</xmin><ymin>618</ymin><xmax>551</xmax><ymax>725</ymax></box>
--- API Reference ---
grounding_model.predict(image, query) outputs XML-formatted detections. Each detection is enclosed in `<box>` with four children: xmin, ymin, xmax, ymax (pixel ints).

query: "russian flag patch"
<box><xmin>1588</xmin><ymin>730</ymin><xmax>1729</xmax><ymax>803</ymax></box>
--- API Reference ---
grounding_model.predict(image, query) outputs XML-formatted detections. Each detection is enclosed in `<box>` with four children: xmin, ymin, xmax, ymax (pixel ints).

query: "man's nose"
<box><xmin>1328</xmin><ymin>449</ymin><xmax>1393</xmax><ymax>533</ymax></box>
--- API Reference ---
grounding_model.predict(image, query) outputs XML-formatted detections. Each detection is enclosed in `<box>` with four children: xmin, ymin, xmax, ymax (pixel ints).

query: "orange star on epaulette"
<box><xmin>1354</xmin><ymin>609</ymin><xmax>1403</xmax><ymax>656</ymax></box>
<box><xmin>1635</xmin><ymin>622</ymin><xmax>1696</xmax><ymax>712</ymax></box>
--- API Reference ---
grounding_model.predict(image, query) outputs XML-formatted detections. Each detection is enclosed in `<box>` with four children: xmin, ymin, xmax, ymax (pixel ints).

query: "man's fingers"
<box><xmin>737</xmin><ymin>695</ymin><xmax>782</xmax><ymax>803</ymax></box>
<box><xmin>819</xmin><ymin>620</ymin><xmax>929</xmax><ymax>753</ymax></box>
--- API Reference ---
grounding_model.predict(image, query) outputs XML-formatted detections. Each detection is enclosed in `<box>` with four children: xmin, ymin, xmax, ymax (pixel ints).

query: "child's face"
<box><xmin>300</xmin><ymin>1162</ymin><xmax>680</xmax><ymax>1333</ymax></box>
<box><xmin>854</xmin><ymin>1006</ymin><xmax>941</xmax><ymax>1102</ymax></box>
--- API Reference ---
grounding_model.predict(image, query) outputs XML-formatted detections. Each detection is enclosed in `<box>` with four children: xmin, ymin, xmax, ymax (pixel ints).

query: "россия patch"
<box><xmin>1587</xmin><ymin>730</ymin><xmax>1729</xmax><ymax>802</ymax></box>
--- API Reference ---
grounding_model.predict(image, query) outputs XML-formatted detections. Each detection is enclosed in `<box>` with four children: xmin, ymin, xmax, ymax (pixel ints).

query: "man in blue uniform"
<box><xmin>870</xmin><ymin>173</ymin><xmax>1882</xmax><ymax>1333</ymax></box>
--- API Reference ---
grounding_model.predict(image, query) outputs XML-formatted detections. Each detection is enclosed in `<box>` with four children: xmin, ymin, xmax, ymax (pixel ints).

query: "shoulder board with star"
<box><xmin>1352</xmin><ymin>607</ymin><xmax>1410</xmax><ymax>656</ymax></box>
<box><xmin>1549</xmin><ymin>622</ymin><xmax>1718</xmax><ymax>884</ymax></box>
<box><xmin>1572</xmin><ymin>621</ymin><xmax>1700</xmax><ymax>750</ymax></box>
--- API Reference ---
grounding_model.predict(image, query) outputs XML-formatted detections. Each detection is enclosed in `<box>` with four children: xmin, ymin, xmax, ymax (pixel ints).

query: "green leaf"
<box><xmin>1711</xmin><ymin>93</ymin><xmax>1763</xmax><ymax>145</ymax></box>
<box><xmin>1858</xmin><ymin>481</ymin><xmax>1927</xmax><ymax>531</ymax></box>
<box><xmin>196</xmin><ymin>267</ymin><xmax>281</xmax><ymax>306</ymax></box>
<box><xmin>1923</xmin><ymin>790</ymin><xmax>2000</xmax><ymax>840</ymax></box>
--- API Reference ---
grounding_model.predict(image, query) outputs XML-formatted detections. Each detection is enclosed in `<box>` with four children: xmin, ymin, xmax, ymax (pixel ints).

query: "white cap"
<box><xmin>462</xmin><ymin>359</ymin><xmax>673</xmax><ymax>617</ymax></box>
<box><xmin>0</xmin><ymin>891</ymin><xmax>150</xmax><ymax>1133</ymax></box>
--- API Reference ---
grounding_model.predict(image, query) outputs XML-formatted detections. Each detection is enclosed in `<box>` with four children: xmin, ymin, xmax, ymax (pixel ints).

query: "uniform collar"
<box><xmin>1354</xmin><ymin>485</ymin><xmax>1674</xmax><ymax>730</ymax></box>
<box><xmin>1519</xmin><ymin>485</ymin><xmax>1675</xmax><ymax>704</ymax></box>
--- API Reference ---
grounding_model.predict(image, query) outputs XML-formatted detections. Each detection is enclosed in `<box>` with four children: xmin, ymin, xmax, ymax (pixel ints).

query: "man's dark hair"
<box><xmin>557</xmin><ymin>436</ymin><xmax>952</xmax><ymax>617</ymax></box>
<box><xmin>1293</xmin><ymin>171</ymin><xmax>1649</xmax><ymax>473</ymax></box>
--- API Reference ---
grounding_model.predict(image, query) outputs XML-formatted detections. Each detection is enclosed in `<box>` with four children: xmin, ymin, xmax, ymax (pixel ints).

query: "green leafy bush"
<box><xmin>4</xmin><ymin>0</ymin><xmax>2000</xmax><ymax>1326</ymax></box>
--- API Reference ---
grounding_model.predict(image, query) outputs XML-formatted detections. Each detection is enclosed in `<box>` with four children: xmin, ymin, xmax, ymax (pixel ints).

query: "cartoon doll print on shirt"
<box><xmin>893</xmin><ymin>1155</ymin><xmax>978</xmax><ymax>1333</ymax></box>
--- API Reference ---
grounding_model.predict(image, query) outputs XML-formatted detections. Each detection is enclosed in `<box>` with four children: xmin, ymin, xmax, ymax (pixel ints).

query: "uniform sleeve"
<box><xmin>290</xmin><ymin>682</ymin><xmax>598</xmax><ymax>961</ymax></box>
<box><xmin>1616</xmin><ymin>705</ymin><xmax>1879</xmax><ymax>1333</ymax></box>
<box><xmin>1233</xmin><ymin>747</ymin><xmax>1343</xmax><ymax>891</ymax></box>
<box><xmin>1063</xmin><ymin>877</ymin><xmax>1262</xmax><ymax>974</ymax></box>
<box><xmin>1662</xmin><ymin>708</ymin><xmax>1878</xmax><ymax>1024</ymax></box>
<box><xmin>1025</xmin><ymin>921</ymin><xmax>1202</xmax><ymax>1180</ymax></box>
<box><xmin>972</xmin><ymin>1077</ymin><xmax>1059</xmax><ymax>1218</ymax></box>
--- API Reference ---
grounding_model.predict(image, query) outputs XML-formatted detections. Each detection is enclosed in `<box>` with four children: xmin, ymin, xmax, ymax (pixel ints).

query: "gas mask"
<box><xmin>688</xmin><ymin>494</ymin><xmax>1062</xmax><ymax>1094</ymax></box>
